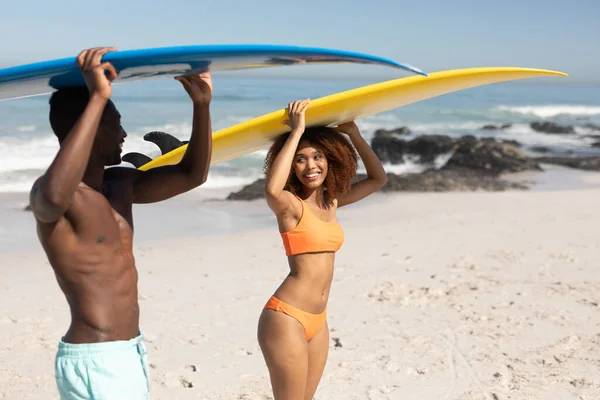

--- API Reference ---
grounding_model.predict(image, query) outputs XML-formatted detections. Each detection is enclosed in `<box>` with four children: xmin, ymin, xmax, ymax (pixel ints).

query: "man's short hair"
<box><xmin>48</xmin><ymin>87</ymin><xmax>90</xmax><ymax>142</ymax></box>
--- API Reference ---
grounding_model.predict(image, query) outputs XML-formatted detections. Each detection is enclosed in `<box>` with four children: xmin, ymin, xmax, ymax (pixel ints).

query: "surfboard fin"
<box><xmin>143</xmin><ymin>131</ymin><xmax>186</xmax><ymax>155</ymax></box>
<box><xmin>122</xmin><ymin>152</ymin><xmax>153</xmax><ymax>168</ymax></box>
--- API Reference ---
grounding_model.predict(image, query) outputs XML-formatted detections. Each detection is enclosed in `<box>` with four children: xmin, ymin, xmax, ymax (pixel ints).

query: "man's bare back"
<box><xmin>28</xmin><ymin>46</ymin><xmax>214</xmax><ymax>399</ymax></box>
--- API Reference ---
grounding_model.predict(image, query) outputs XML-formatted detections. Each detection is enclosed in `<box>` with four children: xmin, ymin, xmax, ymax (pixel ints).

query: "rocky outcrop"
<box><xmin>225</xmin><ymin>169</ymin><xmax>527</xmax><ymax>200</ymax></box>
<box><xmin>226</xmin><ymin>179</ymin><xmax>265</xmax><ymax>201</ymax></box>
<box><xmin>481</xmin><ymin>124</ymin><xmax>512</xmax><ymax>130</ymax></box>
<box><xmin>535</xmin><ymin>156</ymin><xmax>600</xmax><ymax>171</ymax></box>
<box><xmin>372</xmin><ymin>134</ymin><xmax>536</xmax><ymax>174</ymax></box>
<box><xmin>225</xmin><ymin>124</ymin><xmax>600</xmax><ymax>200</ymax></box>
<box><xmin>370</xmin><ymin>133</ymin><xmax>409</xmax><ymax>164</ymax></box>
<box><xmin>443</xmin><ymin>136</ymin><xmax>540</xmax><ymax>174</ymax></box>
<box><xmin>584</xmin><ymin>123</ymin><xmax>600</xmax><ymax>131</ymax></box>
<box><xmin>372</xmin><ymin>134</ymin><xmax>453</xmax><ymax>164</ymax></box>
<box><xmin>403</xmin><ymin>135</ymin><xmax>456</xmax><ymax>163</ymax></box>
<box><xmin>530</xmin><ymin>146</ymin><xmax>551</xmax><ymax>153</ymax></box>
<box><xmin>530</xmin><ymin>122</ymin><xmax>575</xmax><ymax>134</ymax></box>
<box><xmin>373</xmin><ymin>127</ymin><xmax>411</xmax><ymax>137</ymax></box>
<box><xmin>379</xmin><ymin>170</ymin><xmax>527</xmax><ymax>192</ymax></box>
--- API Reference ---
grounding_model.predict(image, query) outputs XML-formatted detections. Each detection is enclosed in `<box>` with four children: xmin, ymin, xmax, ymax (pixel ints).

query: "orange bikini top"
<box><xmin>280</xmin><ymin>196</ymin><xmax>344</xmax><ymax>256</ymax></box>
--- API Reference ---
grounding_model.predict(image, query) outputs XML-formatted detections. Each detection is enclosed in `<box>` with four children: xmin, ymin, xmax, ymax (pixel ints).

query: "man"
<box><xmin>29</xmin><ymin>46</ymin><xmax>213</xmax><ymax>399</ymax></box>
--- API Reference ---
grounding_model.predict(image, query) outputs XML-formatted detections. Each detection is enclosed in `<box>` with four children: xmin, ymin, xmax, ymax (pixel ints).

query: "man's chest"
<box><xmin>103</xmin><ymin>179</ymin><xmax>134</xmax><ymax>230</ymax></box>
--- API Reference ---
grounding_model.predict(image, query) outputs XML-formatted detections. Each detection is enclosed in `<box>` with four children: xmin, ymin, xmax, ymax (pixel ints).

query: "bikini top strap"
<box><xmin>292</xmin><ymin>193</ymin><xmax>308</xmax><ymax>220</ymax></box>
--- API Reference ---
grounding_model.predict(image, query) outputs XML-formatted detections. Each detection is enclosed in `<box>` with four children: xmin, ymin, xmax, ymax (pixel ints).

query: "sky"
<box><xmin>0</xmin><ymin>0</ymin><xmax>599</xmax><ymax>81</ymax></box>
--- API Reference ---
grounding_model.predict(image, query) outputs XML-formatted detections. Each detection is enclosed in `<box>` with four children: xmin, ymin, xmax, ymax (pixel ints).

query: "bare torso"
<box><xmin>274</xmin><ymin>253</ymin><xmax>335</xmax><ymax>314</ymax></box>
<box><xmin>36</xmin><ymin>177</ymin><xmax>139</xmax><ymax>344</ymax></box>
<box><xmin>273</xmin><ymin>197</ymin><xmax>339</xmax><ymax>314</ymax></box>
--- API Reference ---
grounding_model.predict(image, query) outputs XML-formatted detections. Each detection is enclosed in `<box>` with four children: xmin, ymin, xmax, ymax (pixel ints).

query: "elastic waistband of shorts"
<box><xmin>57</xmin><ymin>334</ymin><xmax>145</xmax><ymax>358</ymax></box>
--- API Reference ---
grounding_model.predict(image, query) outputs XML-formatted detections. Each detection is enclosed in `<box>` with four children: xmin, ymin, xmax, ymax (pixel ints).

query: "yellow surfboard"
<box><xmin>138</xmin><ymin>67</ymin><xmax>567</xmax><ymax>171</ymax></box>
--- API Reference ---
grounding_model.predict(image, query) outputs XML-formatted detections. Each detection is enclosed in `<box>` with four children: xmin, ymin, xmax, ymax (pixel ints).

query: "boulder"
<box><xmin>530</xmin><ymin>122</ymin><xmax>575</xmax><ymax>134</ymax></box>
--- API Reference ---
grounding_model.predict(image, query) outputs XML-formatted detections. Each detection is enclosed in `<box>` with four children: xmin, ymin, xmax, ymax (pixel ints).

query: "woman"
<box><xmin>258</xmin><ymin>99</ymin><xmax>388</xmax><ymax>399</ymax></box>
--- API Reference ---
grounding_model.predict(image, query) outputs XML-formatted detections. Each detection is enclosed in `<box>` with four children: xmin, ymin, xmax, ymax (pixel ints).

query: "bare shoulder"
<box><xmin>265</xmin><ymin>188</ymin><xmax>302</xmax><ymax>217</ymax></box>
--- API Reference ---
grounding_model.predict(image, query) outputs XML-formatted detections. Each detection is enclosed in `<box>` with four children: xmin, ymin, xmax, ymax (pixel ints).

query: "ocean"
<box><xmin>1</xmin><ymin>74</ymin><xmax>599</xmax><ymax>195</ymax></box>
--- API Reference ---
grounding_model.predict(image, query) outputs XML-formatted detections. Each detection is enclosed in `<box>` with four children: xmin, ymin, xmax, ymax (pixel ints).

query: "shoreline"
<box><xmin>3</xmin><ymin>164</ymin><xmax>600</xmax><ymax>253</ymax></box>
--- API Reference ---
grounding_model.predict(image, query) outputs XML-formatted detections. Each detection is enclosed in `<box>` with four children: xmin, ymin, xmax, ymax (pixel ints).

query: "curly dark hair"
<box><xmin>263</xmin><ymin>127</ymin><xmax>358</xmax><ymax>207</ymax></box>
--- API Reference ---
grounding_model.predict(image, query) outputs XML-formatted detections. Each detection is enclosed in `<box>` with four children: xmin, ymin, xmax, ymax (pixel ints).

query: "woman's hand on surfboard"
<box><xmin>175</xmin><ymin>72</ymin><xmax>213</xmax><ymax>106</ymax></box>
<box><xmin>76</xmin><ymin>47</ymin><xmax>118</xmax><ymax>100</ymax></box>
<box><xmin>335</xmin><ymin>121</ymin><xmax>360</xmax><ymax>137</ymax></box>
<box><xmin>285</xmin><ymin>99</ymin><xmax>310</xmax><ymax>135</ymax></box>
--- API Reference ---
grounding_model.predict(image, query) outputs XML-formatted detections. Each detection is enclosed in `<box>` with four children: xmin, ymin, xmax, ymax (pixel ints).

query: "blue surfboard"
<box><xmin>0</xmin><ymin>44</ymin><xmax>427</xmax><ymax>101</ymax></box>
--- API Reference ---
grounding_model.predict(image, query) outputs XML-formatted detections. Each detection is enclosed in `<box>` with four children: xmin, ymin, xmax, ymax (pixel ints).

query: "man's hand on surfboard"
<box><xmin>285</xmin><ymin>99</ymin><xmax>310</xmax><ymax>135</ymax></box>
<box><xmin>76</xmin><ymin>47</ymin><xmax>118</xmax><ymax>100</ymax></box>
<box><xmin>175</xmin><ymin>72</ymin><xmax>213</xmax><ymax>106</ymax></box>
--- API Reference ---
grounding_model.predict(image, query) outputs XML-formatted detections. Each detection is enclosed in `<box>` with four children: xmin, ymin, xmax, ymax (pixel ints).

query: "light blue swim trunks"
<box><xmin>55</xmin><ymin>334</ymin><xmax>150</xmax><ymax>400</ymax></box>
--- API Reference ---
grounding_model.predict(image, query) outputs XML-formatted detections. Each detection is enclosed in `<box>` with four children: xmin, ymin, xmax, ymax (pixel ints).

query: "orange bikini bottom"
<box><xmin>263</xmin><ymin>296</ymin><xmax>327</xmax><ymax>341</ymax></box>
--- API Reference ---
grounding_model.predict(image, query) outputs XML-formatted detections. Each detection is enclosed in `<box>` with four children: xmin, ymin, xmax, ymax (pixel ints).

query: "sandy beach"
<box><xmin>1</xmin><ymin>174</ymin><xmax>600</xmax><ymax>400</ymax></box>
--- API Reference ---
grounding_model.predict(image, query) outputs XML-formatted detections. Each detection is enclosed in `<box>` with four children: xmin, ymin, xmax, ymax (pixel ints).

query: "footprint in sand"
<box><xmin>449</xmin><ymin>256</ymin><xmax>478</xmax><ymax>270</ymax></box>
<box><xmin>179</xmin><ymin>377</ymin><xmax>193</xmax><ymax>388</ymax></box>
<box><xmin>366</xmin><ymin>384</ymin><xmax>399</xmax><ymax>399</ymax></box>
<box><xmin>486</xmin><ymin>250</ymin><xmax>524</xmax><ymax>264</ymax></box>
<box><xmin>550</xmin><ymin>252</ymin><xmax>577</xmax><ymax>263</ymax></box>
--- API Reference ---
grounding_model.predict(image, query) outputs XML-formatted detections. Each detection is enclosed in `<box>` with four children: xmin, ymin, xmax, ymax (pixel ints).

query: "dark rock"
<box><xmin>535</xmin><ymin>156</ymin><xmax>600</xmax><ymax>171</ymax></box>
<box><xmin>443</xmin><ymin>136</ymin><xmax>540</xmax><ymax>174</ymax></box>
<box><xmin>479</xmin><ymin>137</ymin><xmax>522</xmax><ymax>148</ymax></box>
<box><xmin>376</xmin><ymin>170</ymin><xmax>527</xmax><ymax>192</ymax></box>
<box><xmin>498</xmin><ymin>138</ymin><xmax>522</xmax><ymax>148</ymax></box>
<box><xmin>406</xmin><ymin>135</ymin><xmax>456</xmax><ymax>163</ymax></box>
<box><xmin>226</xmin><ymin>178</ymin><xmax>265</xmax><ymax>201</ymax></box>
<box><xmin>584</xmin><ymin>134</ymin><xmax>600</xmax><ymax>140</ymax></box>
<box><xmin>584</xmin><ymin>123</ymin><xmax>600</xmax><ymax>131</ymax></box>
<box><xmin>24</xmin><ymin>204</ymin><xmax>32</xmax><ymax>211</ymax></box>
<box><xmin>371</xmin><ymin>134</ymin><xmax>408</xmax><ymax>164</ymax></box>
<box><xmin>482</xmin><ymin>124</ymin><xmax>512</xmax><ymax>130</ymax></box>
<box><xmin>530</xmin><ymin>146</ymin><xmax>550</xmax><ymax>153</ymax></box>
<box><xmin>374</xmin><ymin>126</ymin><xmax>411</xmax><ymax>137</ymax></box>
<box><xmin>373</xmin><ymin>134</ymin><xmax>532</xmax><ymax>174</ymax></box>
<box><xmin>530</xmin><ymin>122</ymin><xmax>575</xmax><ymax>134</ymax></box>
<box><xmin>372</xmin><ymin>134</ymin><xmax>455</xmax><ymax>164</ymax></box>
<box><xmin>591</xmin><ymin>141</ymin><xmax>600</xmax><ymax>148</ymax></box>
